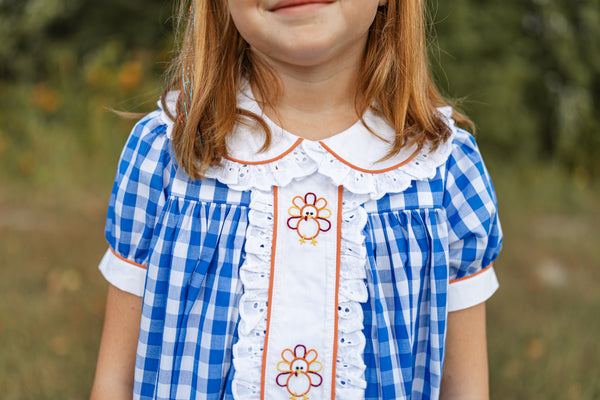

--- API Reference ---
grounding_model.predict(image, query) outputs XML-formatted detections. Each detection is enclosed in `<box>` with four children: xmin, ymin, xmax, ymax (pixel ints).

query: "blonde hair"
<box><xmin>162</xmin><ymin>0</ymin><xmax>472</xmax><ymax>179</ymax></box>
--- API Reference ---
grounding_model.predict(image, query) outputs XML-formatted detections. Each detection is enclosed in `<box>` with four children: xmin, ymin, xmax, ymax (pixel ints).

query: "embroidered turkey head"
<box><xmin>276</xmin><ymin>344</ymin><xmax>323</xmax><ymax>399</ymax></box>
<box><xmin>287</xmin><ymin>193</ymin><xmax>332</xmax><ymax>245</ymax></box>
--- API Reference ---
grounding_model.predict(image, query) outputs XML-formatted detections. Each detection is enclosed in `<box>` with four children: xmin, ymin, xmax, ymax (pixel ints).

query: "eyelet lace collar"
<box><xmin>158</xmin><ymin>88</ymin><xmax>456</xmax><ymax>199</ymax></box>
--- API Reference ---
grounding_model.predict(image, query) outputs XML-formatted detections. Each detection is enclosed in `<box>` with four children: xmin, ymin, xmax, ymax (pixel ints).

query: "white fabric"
<box><xmin>447</xmin><ymin>266</ymin><xmax>499</xmax><ymax>312</ymax></box>
<box><xmin>98</xmin><ymin>249</ymin><xmax>146</xmax><ymax>297</ymax></box>
<box><xmin>265</xmin><ymin>177</ymin><xmax>340</xmax><ymax>399</ymax></box>
<box><xmin>232</xmin><ymin>189</ymin><xmax>273</xmax><ymax>398</ymax></box>
<box><xmin>233</xmin><ymin>177</ymin><xmax>370</xmax><ymax>399</ymax></box>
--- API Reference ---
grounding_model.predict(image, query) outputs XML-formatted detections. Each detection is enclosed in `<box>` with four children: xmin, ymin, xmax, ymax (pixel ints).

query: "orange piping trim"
<box><xmin>318</xmin><ymin>141</ymin><xmax>421</xmax><ymax>174</ymax></box>
<box><xmin>225</xmin><ymin>138</ymin><xmax>303</xmax><ymax>165</ymax></box>
<box><xmin>109</xmin><ymin>246</ymin><xmax>147</xmax><ymax>270</ymax></box>
<box><xmin>449</xmin><ymin>263</ymin><xmax>494</xmax><ymax>284</ymax></box>
<box><xmin>331</xmin><ymin>185</ymin><xmax>343</xmax><ymax>399</ymax></box>
<box><xmin>260</xmin><ymin>186</ymin><xmax>278</xmax><ymax>400</ymax></box>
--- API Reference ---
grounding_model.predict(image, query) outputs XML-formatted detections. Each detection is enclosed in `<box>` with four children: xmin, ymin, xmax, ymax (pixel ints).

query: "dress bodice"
<box><xmin>98</xmin><ymin>90</ymin><xmax>502</xmax><ymax>400</ymax></box>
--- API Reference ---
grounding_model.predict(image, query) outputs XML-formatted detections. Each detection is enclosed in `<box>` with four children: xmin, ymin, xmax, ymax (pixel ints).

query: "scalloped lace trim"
<box><xmin>203</xmin><ymin>146</ymin><xmax>317</xmax><ymax>192</ymax></box>
<box><xmin>232</xmin><ymin>190</ymin><xmax>273</xmax><ymax>398</ymax></box>
<box><xmin>203</xmin><ymin>131</ymin><xmax>454</xmax><ymax>200</ymax></box>
<box><xmin>335</xmin><ymin>192</ymin><xmax>369</xmax><ymax>396</ymax></box>
<box><xmin>305</xmin><ymin>136</ymin><xmax>453</xmax><ymax>200</ymax></box>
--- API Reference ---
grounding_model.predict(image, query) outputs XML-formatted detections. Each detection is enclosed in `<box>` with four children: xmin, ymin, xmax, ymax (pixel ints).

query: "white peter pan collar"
<box><xmin>158</xmin><ymin>86</ymin><xmax>457</xmax><ymax>199</ymax></box>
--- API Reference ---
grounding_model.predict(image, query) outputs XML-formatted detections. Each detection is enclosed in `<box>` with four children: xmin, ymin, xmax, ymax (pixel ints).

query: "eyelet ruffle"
<box><xmin>307</xmin><ymin>139</ymin><xmax>453</xmax><ymax>200</ymax></box>
<box><xmin>203</xmin><ymin>146</ymin><xmax>317</xmax><ymax>192</ymax></box>
<box><xmin>231</xmin><ymin>190</ymin><xmax>273</xmax><ymax>399</ymax></box>
<box><xmin>335</xmin><ymin>191</ymin><xmax>370</xmax><ymax>396</ymax></box>
<box><xmin>203</xmin><ymin>135</ymin><xmax>454</xmax><ymax>200</ymax></box>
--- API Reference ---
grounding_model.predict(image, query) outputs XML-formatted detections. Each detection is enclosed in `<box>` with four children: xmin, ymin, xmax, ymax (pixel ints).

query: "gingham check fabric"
<box><xmin>102</xmin><ymin>111</ymin><xmax>502</xmax><ymax>400</ymax></box>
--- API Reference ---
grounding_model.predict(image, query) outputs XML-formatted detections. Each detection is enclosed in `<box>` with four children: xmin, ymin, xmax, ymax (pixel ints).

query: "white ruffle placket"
<box><xmin>230</xmin><ymin>178</ymin><xmax>370</xmax><ymax>400</ymax></box>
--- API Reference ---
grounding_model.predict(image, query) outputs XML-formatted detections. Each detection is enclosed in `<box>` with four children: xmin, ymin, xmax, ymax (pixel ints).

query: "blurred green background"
<box><xmin>0</xmin><ymin>0</ymin><xmax>599</xmax><ymax>398</ymax></box>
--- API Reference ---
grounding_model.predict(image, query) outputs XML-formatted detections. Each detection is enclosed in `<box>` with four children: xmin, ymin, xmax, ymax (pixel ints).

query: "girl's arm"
<box><xmin>440</xmin><ymin>302</ymin><xmax>490</xmax><ymax>400</ymax></box>
<box><xmin>90</xmin><ymin>284</ymin><xmax>142</xmax><ymax>400</ymax></box>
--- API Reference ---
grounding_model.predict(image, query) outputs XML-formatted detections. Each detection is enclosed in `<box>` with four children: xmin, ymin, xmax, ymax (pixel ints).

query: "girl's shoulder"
<box><xmin>433</xmin><ymin>106</ymin><xmax>494</xmax><ymax>188</ymax></box>
<box><xmin>435</xmin><ymin>106</ymin><xmax>483</xmax><ymax>164</ymax></box>
<box><xmin>122</xmin><ymin>91</ymin><xmax>179</xmax><ymax>156</ymax></box>
<box><xmin>121</xmin><ymin>104</ymin><xmax>173</xmax><ymax>164</ymax></box>
<box><xmin>121</xmin><ymin>96</ymin><xmax>253</xmax><ymax>206</ymax></box>
<box><xmin>109</xmin><ymin>99</ymin><xmax>176</xmax><ymax>211</ymax></box>
<box><xmin>448</xmin><ymin>126</ymin><xmax>489</xmax><ymax>167</ymax></box>
<box><xmin>115</xmin><ymin>92</ymin><xmax>181</xmax><ymax>182</ymax></box>
<box><xmin>363</xmin><ymin>109</ymin><xmax>497</xmax><ymax>213</ymax></box>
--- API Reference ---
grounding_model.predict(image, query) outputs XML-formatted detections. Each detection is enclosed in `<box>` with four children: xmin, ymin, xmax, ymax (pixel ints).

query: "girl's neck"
<box><xmin>252</xmin><ymin>45</ymin><xmax>365</xmax><ymax>141</ymax></box>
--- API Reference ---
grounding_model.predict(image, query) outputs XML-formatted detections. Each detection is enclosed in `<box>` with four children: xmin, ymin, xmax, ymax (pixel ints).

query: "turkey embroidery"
<box><xmin>287</xmin><ymin>193</ymin><xmax>332</xmax><ymax>245</ymax></box>
<box><xmin>276</xmin><ymin>344</ymin><xmax>323</xmax><ymax>400</ymax></box>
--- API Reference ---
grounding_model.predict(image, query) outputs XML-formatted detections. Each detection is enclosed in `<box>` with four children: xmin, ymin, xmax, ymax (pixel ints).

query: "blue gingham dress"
<box><xmin>99</xmin><ymin>94</ymin><xmax>502</xmax><ymax>400</ymax></box>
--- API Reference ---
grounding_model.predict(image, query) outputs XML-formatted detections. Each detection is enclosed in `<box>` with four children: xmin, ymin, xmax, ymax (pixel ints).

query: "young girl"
<box><xmin>91</xmin><ymin>0</ymin><xmax>502</xmax><ymax>399</ymax></box>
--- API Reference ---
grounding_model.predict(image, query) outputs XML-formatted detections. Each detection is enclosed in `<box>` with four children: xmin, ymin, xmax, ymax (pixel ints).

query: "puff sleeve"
<box><xmin>443</xmin><ymin>130</ymin><xmax>503</xmax><ymax>312</ymax></box>
<box><xmin>98</xmin><ymin>111</ymin><xmax>170</xmax><ymax>296</ymax></box>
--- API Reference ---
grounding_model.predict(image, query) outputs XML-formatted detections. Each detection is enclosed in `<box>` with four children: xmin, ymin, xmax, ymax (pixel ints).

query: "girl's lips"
<box><xmin>269</xmin><ymin>0</ymin><xmax>334</xmax><ymax>15</ymax></box>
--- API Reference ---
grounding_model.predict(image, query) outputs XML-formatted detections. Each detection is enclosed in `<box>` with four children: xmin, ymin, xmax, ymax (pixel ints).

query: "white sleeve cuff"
<box><xmin>98</xmin><ymin>248</ymin><xmax>147</xmax><ymax>297</ymax></box>
<box><xmin>447</xmin><ymin>265</ymin><xmax>499</xmax><ymax>312</ymax></box>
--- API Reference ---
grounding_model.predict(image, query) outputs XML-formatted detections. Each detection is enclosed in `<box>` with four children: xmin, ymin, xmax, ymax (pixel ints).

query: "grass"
<box><xmin>1</xmin><ymin>74</ymin><xmax>599</xmax><ymax>399</ymax></box>
<box><xmin>0</xmin><ymin>64</ymin><xmax>157</xmax><ymax>398</ymax></box>
<box><xmin>486</xmin><ymin>162</ymin><xmax>600</xmax><ymax>399</ymax></box>
<box><xmin>0</xmin><ymin>186</ymin><xmax>109</xmax><ymax>399</ymax></box>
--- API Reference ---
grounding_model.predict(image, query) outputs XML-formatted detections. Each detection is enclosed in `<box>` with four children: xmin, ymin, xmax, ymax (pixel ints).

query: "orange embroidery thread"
<box><xmin>276</xmin><ymin>344</ymin><xmax>323</xmax><ymax>400</ymax></box>
<box><xmin>287</xmin><ymin>193</ymin><xmax>332</xmax><ymax>245</ymax></box>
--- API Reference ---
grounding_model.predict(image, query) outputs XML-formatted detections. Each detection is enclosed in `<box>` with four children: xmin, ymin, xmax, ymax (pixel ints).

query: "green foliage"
<box><xmin>0</xmin><ymin>0</ymin><xmax>173</xmax><ymax>187</ymax></box>
<box><xmin>0</xmin><ymin>0</ymin><xmax>173</xmax><ymax>80</ymax></box>
<box><xmin>428</xmin><ymin>0</ymin><xmax>600</xmax><ymax>177</ymax></box>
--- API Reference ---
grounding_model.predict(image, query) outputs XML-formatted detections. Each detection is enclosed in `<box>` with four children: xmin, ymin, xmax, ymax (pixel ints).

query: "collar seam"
<box><xmin>224</xmin><ymin>138</ymin><xmax>304</xmax><ymax>165</ymax></box>
<box><xmin>318</xmin><ymin>141</ymin><xmax>421</xmax><ymax>174</ymax></box>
